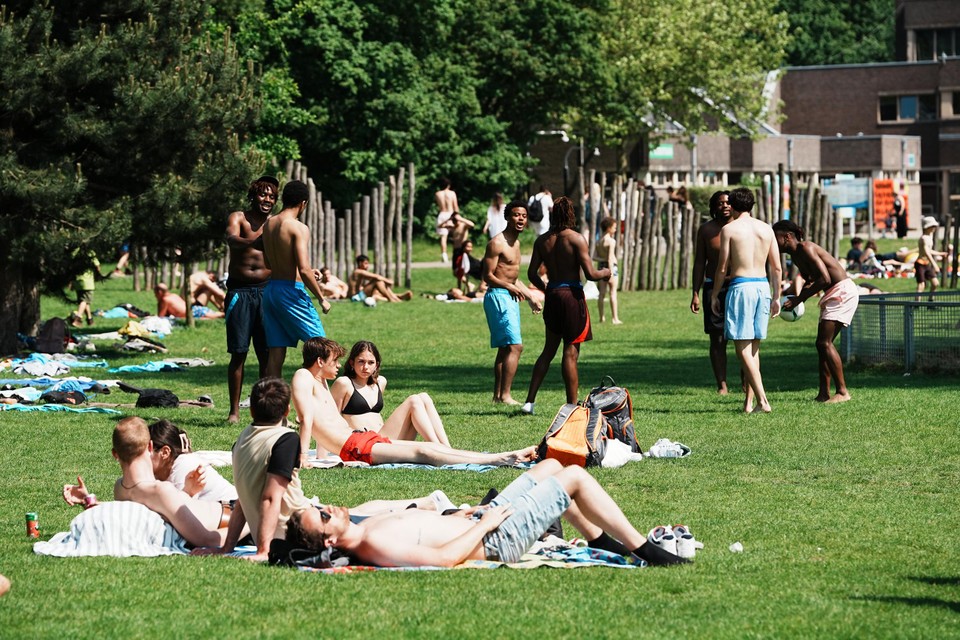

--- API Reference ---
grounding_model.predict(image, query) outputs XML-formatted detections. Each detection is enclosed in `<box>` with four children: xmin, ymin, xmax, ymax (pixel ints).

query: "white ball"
<box><xmin>779</xmin><ymin>296</ymin><xmax>804</xmax><ymax>322</ymax></box>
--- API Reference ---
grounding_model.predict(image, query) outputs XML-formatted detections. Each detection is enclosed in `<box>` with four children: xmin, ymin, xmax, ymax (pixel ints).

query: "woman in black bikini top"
<box><xmin>330</xmin><ymin>340</ymin><xmax>452</xmax><ymax>446</ymax></box>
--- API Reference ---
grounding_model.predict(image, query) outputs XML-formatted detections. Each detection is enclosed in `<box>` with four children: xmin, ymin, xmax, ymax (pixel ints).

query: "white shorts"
<box><xmin>436</xmin><ymin>211</ymin><xmax>453</xmax><ymax>237</ymax></box>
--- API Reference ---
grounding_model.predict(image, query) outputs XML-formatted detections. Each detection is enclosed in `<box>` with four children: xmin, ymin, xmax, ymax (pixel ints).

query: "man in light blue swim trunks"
<box><xmin>261</xmin><ymin>180</ymin><xmax>332</xmax><ymax>378</ymax></box>
<box><xmin>710</xmin><ymin>188</ymin><xmax>781</xmax><ymax>414</ymax></box>
<box><xmin>482</xmin><ymin>200</ymin><xmax>542</xmax><ymax>405</ymax></box>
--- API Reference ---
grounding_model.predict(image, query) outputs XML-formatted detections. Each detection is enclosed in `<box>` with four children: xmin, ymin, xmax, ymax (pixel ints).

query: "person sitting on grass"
<box><xmin>317</xmin><ymin>266</ymin><xmax>349</xmax><ymax>300</ymax></box>
<box><xmin>349</xmin><ymin>254</ymin><xmax>413</xmax><ymax>302</ymax></box>
<box><xmin>105</xmin><ymin>417</ymin><xmax>232</xmax><ymax>547</ymax></box>
<box><xmin>292</xmin><ymin>337</ymin><xmax>537</xmax><ymax>468</ymax></box>
<box><xmin>154</xmin><ymin>283</ymin><xmax>224</xmax><ymax>319</ymax></box>
<box><xmin>285</xmin><ymin>457</ymin><xmax>689</xmax><ymax>567</ymax></box>
<box><xmin>773</xmin><ymin>220</ymin><xmax>859</xmax><ymax>404</ymax></box>
<box><xmin>330</xmin><ymin>340</ymin><xmax>451</xmax><ymax>449</ymax></box>
<box><xmin>189</xmin><ymin>270</ymin><xmax>226</xmax><ymax>311</ymax></box>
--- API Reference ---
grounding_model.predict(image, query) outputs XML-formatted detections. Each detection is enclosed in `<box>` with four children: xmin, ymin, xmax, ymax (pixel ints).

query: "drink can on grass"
<box><xmin>26</xmin><ymin>512</ymin><xmax>39</xmax><ymax>538</ymax></box>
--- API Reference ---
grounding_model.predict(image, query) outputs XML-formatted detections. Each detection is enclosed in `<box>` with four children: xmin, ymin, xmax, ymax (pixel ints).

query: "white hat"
<box><xmin>921</xmin><ymin>216</ymin><xmax>939</xmax><ymax>229</ymax></box>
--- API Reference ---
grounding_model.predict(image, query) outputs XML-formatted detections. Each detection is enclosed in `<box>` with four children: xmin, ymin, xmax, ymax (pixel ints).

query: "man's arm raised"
<box><xmin>226</xmin><ymin>211</ymin><xmax>259</xmax><ymax>248</ymax></box>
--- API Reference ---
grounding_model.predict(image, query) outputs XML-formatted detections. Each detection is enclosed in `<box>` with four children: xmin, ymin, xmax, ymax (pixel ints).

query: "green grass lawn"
<box><xmin>1</xmin><ymin>268</ymin><xmax>957</xmax><ymax>638</ymax></box>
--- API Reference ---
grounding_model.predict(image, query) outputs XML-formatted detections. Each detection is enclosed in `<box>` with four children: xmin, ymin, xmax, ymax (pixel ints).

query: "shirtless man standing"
<box><xmin>261</xmin><ymin>180</ymin><xmax>331</xmax><ymax>378</ymax></box>
<box><xmin>292</xmin><ymin>337</ymin><xmax>536</xmax><ymax>468</ymax></box>
<box><xmin>691</xmin><ymin>191</ymin><xmax>732</xmax><ymax>394</ymax></box>
<box><xmin>111</xmin><ymin>417</ymin><xmax>227</xmax><ymax>548</ymax></box>
<box><xmin>434</xmin><ymin>177</ymin><xmax>459</xmax><ymax>263</ymax></box>
<box><xmin>521</xmin><ymin>196</ymin><xmax>610</xmax><ymax>414</ymax></box>
<box><xmin>710</xmin><ymin>188</ymin><xmax>781</xmax><ymax>414</ymax></box>
<box><xmin>225</xmin><ymin>176</ymin><xmax>277</xmax><ymax>422</ymax></box>
<box><xmin>285</xmin><ymin>457</ymin><xmax>688</xmax><ymax>567</ymax></box>
<box><xmin>482</xmin><ymin>201</ymin><xmax>542</xmax><ymax>405</ymax></box>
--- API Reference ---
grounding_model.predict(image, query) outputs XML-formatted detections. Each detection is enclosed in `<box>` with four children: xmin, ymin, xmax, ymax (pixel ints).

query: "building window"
<box><xmin>878</xmin><ymin>94</ymin><xmax>937</xmax><ymax>122</ymax></box>
<box><xmin>953</xmin><ymin>91</ymin><xmax>960</xmax><ymax>118</ymax></box>
<box><xmin>915</xmin><ymin>27</ymin><xmax>960</xmax><ymax>60</ymax></box>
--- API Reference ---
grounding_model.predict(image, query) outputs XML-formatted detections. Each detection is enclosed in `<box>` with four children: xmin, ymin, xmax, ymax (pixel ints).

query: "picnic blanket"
<box><xmin>33</xmin><ymin>502</ymin><xmax>189</xmax><ymax>557</ymax></box>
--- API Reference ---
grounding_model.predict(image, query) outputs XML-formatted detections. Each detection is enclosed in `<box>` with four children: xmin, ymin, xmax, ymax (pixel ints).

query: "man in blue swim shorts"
<box><xmin>482</xmin><ymin>201</ymin><xmax>542</xmax><ymax>405</ymax></box>
<box><xmin>711</xmin><ymin>188</ymin><xmax>781</xmax><ymax>414</ymax></box>
<box><xmin>261</xmin><ymin>180</ymin><xmax>332</xmax><ymax>378</ymax></box>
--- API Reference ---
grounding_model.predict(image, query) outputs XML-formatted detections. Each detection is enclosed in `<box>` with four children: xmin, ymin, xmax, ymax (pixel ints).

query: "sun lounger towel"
<box><xmin>0</xmin><ymin>403</ymin><xmax>120</xmax><ymax>414</ymax></box>
<box><xmin>33</xmin><ymin>501</ymin><xmax>189</xmax><ymax>557</ymax></box>
<box><xmin>108</xmin><ymin>361</ymin><xmax>182</xmax><ymax>373</ymax></box>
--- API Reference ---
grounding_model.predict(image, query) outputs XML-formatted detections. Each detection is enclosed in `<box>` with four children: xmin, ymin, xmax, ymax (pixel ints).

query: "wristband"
<box><xmin>83</xmin><ymin>494</ymin><xmax>98</xmax><ymax>509</ymax></box>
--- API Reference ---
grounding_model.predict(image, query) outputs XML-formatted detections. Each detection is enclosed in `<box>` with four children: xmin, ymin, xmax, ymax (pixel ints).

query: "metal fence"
<box><xmin>841</xmin><ymin>290</ymin><xmax>960</xmax><ymax>372</ymax></box>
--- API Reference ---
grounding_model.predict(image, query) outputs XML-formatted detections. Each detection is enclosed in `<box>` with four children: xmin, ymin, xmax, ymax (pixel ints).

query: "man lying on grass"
<box><xmin>292</xmin><ymin>337</ymin><xmax>537</xmax><ymax>467</ymax></box>
<box><xmin>286</xmin><ymin>457</ymin><xmax>689</xmax><ymax>567</ymax></box>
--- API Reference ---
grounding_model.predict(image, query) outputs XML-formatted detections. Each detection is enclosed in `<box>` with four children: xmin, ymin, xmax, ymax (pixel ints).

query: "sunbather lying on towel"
<box><xmin>292</xmin><ymin>337</ymin><xmax>536</xmax><ymax>467</ymax></box>
<box><xmin>286</xmin><ymin>457</ymin><xmax>689</xmax><ymax>567</ymax></box>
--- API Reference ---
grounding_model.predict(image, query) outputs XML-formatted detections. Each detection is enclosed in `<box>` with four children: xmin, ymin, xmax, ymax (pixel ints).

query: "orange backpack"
<box><xmin>536</xmin><ymin>404</ymin><xmax>607</xmax><ymax>467</ymax></box>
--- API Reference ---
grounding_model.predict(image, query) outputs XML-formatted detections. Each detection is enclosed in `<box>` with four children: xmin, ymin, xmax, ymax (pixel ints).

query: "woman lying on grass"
<box><xmin>330</xmin><ymin>340</ymin><xmax>451</xmax><ymax>446</ymax></box>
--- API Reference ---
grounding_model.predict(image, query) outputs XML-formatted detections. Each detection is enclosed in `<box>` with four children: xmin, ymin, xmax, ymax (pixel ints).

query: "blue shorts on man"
<box><xmin>483</xmin><ymin>287</ymin><xmax>522</xmax><ymax>348</ymax></box>
<box><xmin>262</xmin><ymin>279</ymin><xmax>325</xmax><ymax>348</ymax></box>
<box><xmin>724</xmin><ymin>277</ymin><xmax>770</xmax><ymax>341</ymax></box>
<box><xmin>224</xmin><ymin>282</ymin><xmax>266</xmax><ymax>354</ymax></box>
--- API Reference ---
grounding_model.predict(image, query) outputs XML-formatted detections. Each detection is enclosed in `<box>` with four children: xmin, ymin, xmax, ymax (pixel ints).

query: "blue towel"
<box><xmin>108</xmin><ymin>361</ymin><xmax>182</xmax><ymax>373</ymax></box>
<box><xmin>0</xmin><ymin>403</ymin><xmax>120</xmax><ymax>414</ymax></box>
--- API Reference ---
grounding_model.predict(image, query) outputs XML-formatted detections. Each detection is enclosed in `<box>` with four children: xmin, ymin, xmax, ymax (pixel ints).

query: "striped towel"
<box><xmin>33</xmin><ymin>501</ymin><xmax>189</xmax><ymax>557</ymax></box>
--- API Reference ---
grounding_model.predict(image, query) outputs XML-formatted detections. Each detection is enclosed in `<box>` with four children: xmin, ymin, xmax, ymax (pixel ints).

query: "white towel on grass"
<box><xmin>33</xmin><ymin>501</ymin><xmax>188</xmax><ymax>557</ymax></box>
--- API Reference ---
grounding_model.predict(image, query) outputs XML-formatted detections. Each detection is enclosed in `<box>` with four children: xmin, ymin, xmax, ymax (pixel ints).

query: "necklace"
<box><xmin>120</xmin><ymin>478</ymin><xmax>154</xmax><ymax>490</ymax></box>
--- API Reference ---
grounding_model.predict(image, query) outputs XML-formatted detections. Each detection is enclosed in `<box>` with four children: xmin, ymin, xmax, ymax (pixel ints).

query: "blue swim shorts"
<box><xmin>724</xmin><ymin>277</ymin><xmax>771</xmax><ymax>341</ymax></box>
<box><xmin>481</xmin><ymin>474</ymin><xmax>571</xmax><ymax>563</ymax></box>
<box><xmin>483</xmin><ymin>287</ymin><xmax>522</xmax><ymax>348</ymax></box>
<box><xmin>262</xmin><ymin>280</ymin><xmax>325</xmax><ymax>348</ymax></box>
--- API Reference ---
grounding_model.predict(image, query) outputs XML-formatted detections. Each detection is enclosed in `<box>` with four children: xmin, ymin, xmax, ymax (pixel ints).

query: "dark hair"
<box><xmin>550</xmin><ymin>196</ymin><xmax>577</xmax><ymax>231</ymax></box>
<box><xmin>439</xmin><ymin>177</ymin><xmax>451</xmax><ymax>189</ymax></box>
<box><xmin>344</xmin><ymin>340</ymin><xmax>381</xmax><ymax>385</ymax></box>
<box><xmin>287</xmin><ymin>509</ymin><xmax>327</xmax><ymax>550</ymax></box>
<box><xmin>355</xmin><ymin>254</ymin><xmax>369</xmax><ymax>267</ymax></box>
<box><xmin>504</xmin><ymin>200</ymin><xmax>527</xmax><ymax>219</ymax></box>
<box><xmin>250</xmin><ymin>377</ymin><xmax>291</xmax><ymax>424</ymax></box>
<box><xmin>772</xmin><ymin>219</ymin><xmax>805</xmax><ymax>241</ymax></box>
<box><xmin>247</xmin><ymin>176</ymin><xmax>279</xmax><ymax>203</ymax></box>
<box><xmin>708</xmin><ymin>190</ymin><xmax>730</xmax><ymax>220</ymax></box>
<box><xmin>149</xmin><ymin>419</ymin><xmax>190</xmax><ymax>460</ymax></box>
<box><xmin>728</xmin><ymin>188</ymin><xmax>755</xmax><ymax>213</ymax></box>
<box><xmin>865</xmin><ymin>240</ymin><xmax>877</xmax><ymax>250</ymax></box>
<box><xmin>281</xmin><ymin>180</ymin><xmax>310</xmax><ymax>208</ymax></box>
<box><xmin>302</xmin><ymin>337</ymin><xmax>345</xmax><ymax>369</ymax></box>
<box><xmin>600</xmin><ymin>216</ymin><xmax>616</xmax><ymax>232</ymax></box>
<box><xmin>851</xmin><ymin>236</ymin><xmax>863</xmax><ymax>246</ymax></box>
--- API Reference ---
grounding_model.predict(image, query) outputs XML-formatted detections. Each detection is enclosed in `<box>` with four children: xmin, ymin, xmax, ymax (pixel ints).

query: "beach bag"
<box><xmin>586</xmin><ymin>376</ymin><xmax>640</xmax><ymax>453</ymax></box>
<box><xmin>537</xmin><ymin>403</ymin><xmax>607</xmax><ymax>468</ymax></box>
<box><xmin>36</xmin><ymin>317</ymin><xmax>70</xmax><ymax>354</ymax></box>
<box><xmin>528</xmin><ymin>196</ymin><xmax>545</xmax><ymax>223</ymax></box>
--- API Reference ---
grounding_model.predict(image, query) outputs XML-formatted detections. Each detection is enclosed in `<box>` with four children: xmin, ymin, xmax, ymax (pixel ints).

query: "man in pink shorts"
<box><xmin>773</xmin><ymin>220</ymin><xmax>859</xmax><ymax>403</ymax></box>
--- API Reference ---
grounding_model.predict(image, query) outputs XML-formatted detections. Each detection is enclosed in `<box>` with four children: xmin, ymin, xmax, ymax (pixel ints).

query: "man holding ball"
<box><xmin>773</xmin><ymin>220</ymin><xmax>859</xmax><ymax>403</ymax></box>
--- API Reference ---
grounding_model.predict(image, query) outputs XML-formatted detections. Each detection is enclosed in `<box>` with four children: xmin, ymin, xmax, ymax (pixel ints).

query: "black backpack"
<box><xmin>528</xmin><ymin>196</ymin><xmax>545</xmax><ymax>223</ymax></box>
<box><xmin>586</xmin><ymin>377</ymin><xmax>640</xmax><ymax>453</ymax></box>
<box><xmin>36</xmin><ymin>318</ymin><xmax>70</xmax><ymax>354</ymax></box>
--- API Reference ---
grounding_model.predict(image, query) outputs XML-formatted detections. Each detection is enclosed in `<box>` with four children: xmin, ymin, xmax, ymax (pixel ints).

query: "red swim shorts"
<box><xmin>339</xmin><ymin>430</ymin><xmax>392</xmax><ymax>464</ymax></box>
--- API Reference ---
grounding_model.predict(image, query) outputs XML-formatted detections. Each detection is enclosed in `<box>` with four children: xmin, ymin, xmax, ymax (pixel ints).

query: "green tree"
<box><xmin>578</xmin><ymin>0</ymin><xmax>790</xmax><ymax>150</ymax></box>
<box><xmin>777</xmin><ymin>0</ymin><xmax>895</xmax><ymax>66</ymax></box>
<box><xmin>0</xmin><ymin>0</ymin><xmax>264</xmax><ymax>352</ymax></box>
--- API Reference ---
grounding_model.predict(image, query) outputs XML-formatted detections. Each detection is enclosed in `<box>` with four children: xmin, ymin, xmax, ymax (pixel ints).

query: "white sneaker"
<box><xmin>673</xmin><ymin>524</ymin><xmax>704</xmax><ymax>559</ymax></box>
<box><xmin>520</xmin><ymin>402</ymin><xmax>535</xmax><ymax>415</ymax></box>
<box><xmin>646</xmin><ymin>438</ymin><xmax>691</xmax><ymax>458</ymax></box>
<box><xmin>647</xmin><ymin>525</ymin><xmax>677</xmax><ymax>555</ymax></box>
<box><xmin>238</xmin><ymin>396</ymin><xmax>250</xmax><ymax>408</ymax></box>
<box><xmin>441</xmin><ymin>252</ymin><xmax>449</xmax><ymax>263</ymax></box>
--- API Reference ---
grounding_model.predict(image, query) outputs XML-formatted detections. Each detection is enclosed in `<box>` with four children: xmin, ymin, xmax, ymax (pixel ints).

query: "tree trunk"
<box><xmin>0</xmin><ymin>264</ymin><xmax>41</xmax><ymax>354</ymax></box>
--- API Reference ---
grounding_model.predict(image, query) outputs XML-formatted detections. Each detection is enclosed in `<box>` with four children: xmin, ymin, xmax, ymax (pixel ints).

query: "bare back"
<box><xmin>723</xmin><ymin>216</ymin><xmax>776</xmax><ymax>278</ymax></box>
<box><xmin>792</xmin><ymin>241</ymin><xmax>848</xmax><ymax>287</ymax></box>
<box><xmin>530</xmin><ymin>229</ymin><xmax>603</xmax><ymax>285</ymax></box>
<box><xmin>435</xmin><ymin>188</ymin><xmax>457</xmax><ymax>213</ymax></box>
<box><xmin>262</xmin><ymin>216</ymin><xmax>306</xmax><ymax>282</ymax></box>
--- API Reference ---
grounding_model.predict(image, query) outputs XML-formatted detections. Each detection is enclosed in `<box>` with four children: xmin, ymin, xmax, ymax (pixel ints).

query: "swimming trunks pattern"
<box><xmin>819</xmin><ymin>278</ymin><xmax>859</xmax><ymax>326</ymax></box>
<box><xmin>483</xmin><ymin>287</ymin><xmax>522</xmax><ymax>348</ymax></box>
<box><xmin>339</xmin><ymin>430</ymin><xmax>391</xmax><ymax>464</ymax></box>
<box><xmin>262</xmin><ymin>280</ymin><xmax>325</xmax><ymax>348</ymax></box>
<box><xmin>544</xmin><ymin>284</ymin><xmax>591</xmax><ymax>344</ymax></box>
<box><xmin>724</xmin><ymin>277</ymin><xmax>770</xmax><ymax>341</ymax></box>
<box><xmin>225</xmin><ymin>283</ymin><xmax>267</xmax><ymax>354</ymax></box>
